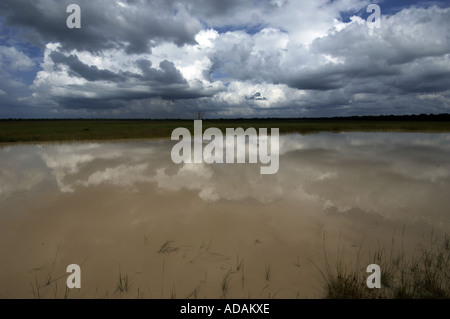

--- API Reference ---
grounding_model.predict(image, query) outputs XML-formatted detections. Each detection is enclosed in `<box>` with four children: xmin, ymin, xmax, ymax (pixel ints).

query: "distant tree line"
<box><xmin>1</xmin><ymin>113</ymin><xmax>450</xmax><ymax>122</ymax></box>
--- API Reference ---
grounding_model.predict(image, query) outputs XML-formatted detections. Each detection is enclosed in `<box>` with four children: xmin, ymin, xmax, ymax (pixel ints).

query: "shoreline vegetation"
<box><xmin>1</xmin><ymin>114</ymin><xmax>450</xmax><ymax>143</ymax></box>
<box><xmin>26</xmin><ymin>230</ymin><xmax>449</xmax><ymax>299</ymax></box>
<box><xmin>320</xmin><ymin>230</ymin><xmax>450</xmax><ymax>299</ymax></box>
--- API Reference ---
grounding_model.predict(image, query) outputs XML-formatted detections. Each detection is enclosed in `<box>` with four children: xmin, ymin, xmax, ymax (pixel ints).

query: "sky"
<box><xmin>0</xmin><ymin>0</ymin><xmax>449</xmax><ymax>119</ymax></box>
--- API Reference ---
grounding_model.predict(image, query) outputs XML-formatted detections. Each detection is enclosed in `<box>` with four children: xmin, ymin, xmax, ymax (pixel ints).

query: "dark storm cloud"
<box><xmin>388</xmin><ymin>56</ymin><xmax>450</xmax><ymax>94</ymax></box>
<box><xmin>136</xmin><ymin>59</ymin><xmax>186</xmax><ymax>84</ymax></box>
<box><xmin>49</xmin><ymin>51</ymin><xmax>187</xmax><ymax>86</ymax></box>
<box><xmin>0</xmin><ymin>0</ymin><xmax>202</xmax><ymax>54</ymax></box>
<box><xmin>186</xmin><ymin>0</ymin><xmax>270</xmax><ymax>27</ymax></box>
<box><xmin>50</xmin><ymin>52</ymin><xmax>125</xmax><ymax>82</ymax></box>
<box><xmin>52</xmin><ymin>84</ymin><xmax>211</xmax><ymax>111</ymax></box>
<box><xmin>28</xmin><ymin>45</ymin><xmax>219</xmax><ymax>110</ymax></box>
<box><xmin>285</xmin><ymin>69</ymin><xmax>349</xmax><ymax>91</ymax></box>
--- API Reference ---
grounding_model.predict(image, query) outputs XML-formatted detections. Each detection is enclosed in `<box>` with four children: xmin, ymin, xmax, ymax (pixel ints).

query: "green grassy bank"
<box><xmin>1</xmin><ymin>116</ymin><xmax>450</xmax><ymax>143</ymax></box>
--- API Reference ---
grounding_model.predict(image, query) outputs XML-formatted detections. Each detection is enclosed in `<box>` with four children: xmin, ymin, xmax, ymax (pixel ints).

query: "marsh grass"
<box><xmin>265</xmin><ymin>264</ymin><xmax>271</xmax><ymax>282</ymax></box>
<box><xmin>45</xmin><ymin>248</ymin><xmax>59</xmax><ymax>287</ymax></box>
<box><xmin>186</xmin><ymin>286</ymin><xmax>199</xmax><ymax>299</ymax></box>
<box><xmin>170</xmin><ymin>284</ymin><xmax>176</xmax><ymax>299</ymax></box>
<box><xmin>258</xmin><ymin>264</ymin><xmax>275</xmax><ymax>298</ymax></box>
<box><xmin>158</xmin><ymin>239</ymin><xmax>179</xmax><ymax>298</ymax></box>
<box><xmin>64</xmin><ymin>285</ymin><xmax>70</xmax><ymax>299</ymax></box>
<box><xmin>318</xmin><ymin>230</ymin><xmax>450</xmax><ymax>299</ymax></box>
<box><xmin>240</xmin><ymin>262</ymin><xmax>245</xmax><ymax>289</ymax></box>
<box><xmin>158</xmin><ymin>240</ymin><xmax>178</xmax><ymax>254</ymax></box>
<box><xmin>235</xmin><ymin>254</ymin><xmax>244</xmax><ymax>272</ymax></box>
<box><xmin>221</xmin><ymin>271</ymin><xmax>232</xmax><ymax>298</ymax></box>
<box><xmin>29</xmin><ymin>265</ymin><xmax>72</xmax><ymax>299</ymax></box>
<box><xmin>30</xmin><ymin>277</ymin><xmax>41</xmax><ymax>299</ymax></box>
<box><xmin>136</xmin><ymin>287</ymin><xmax>144</xmax><ymax>299</ymax></box>
<box><xmin>115</xmin><ymin>266</ymin><xmax>130</xmax><ymax>294</ymax></box>
<box><xmin>26</xmin><ymin>231</ymin><xmax>448</xmax><ymax>299</ymax></box>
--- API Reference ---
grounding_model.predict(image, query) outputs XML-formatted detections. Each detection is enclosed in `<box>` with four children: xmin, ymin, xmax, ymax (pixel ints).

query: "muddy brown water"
<box><xmin>0</xmin><ymin>133</ymin><xmax>449</xmax><ymax>298</ymax></box>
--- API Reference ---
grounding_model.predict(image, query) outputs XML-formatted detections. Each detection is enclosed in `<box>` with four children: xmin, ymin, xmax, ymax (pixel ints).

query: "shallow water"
<box><xmin>0</xmin><ymin>133</ymin><xmax>449</xmax><ymax>298</ymax></box>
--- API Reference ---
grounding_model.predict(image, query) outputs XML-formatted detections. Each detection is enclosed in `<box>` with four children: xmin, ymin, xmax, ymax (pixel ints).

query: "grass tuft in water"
<box><xmin>319</xmin><ymin>230</ymin><xmax>450</xmax><ymax>299</ymax></box>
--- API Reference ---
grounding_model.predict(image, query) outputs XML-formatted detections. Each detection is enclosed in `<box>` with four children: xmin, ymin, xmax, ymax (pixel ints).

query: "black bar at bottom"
<box><xmin>0</xmin><ymin>299</ymin><xmax>447</xmax><ymax>317</ymax></box>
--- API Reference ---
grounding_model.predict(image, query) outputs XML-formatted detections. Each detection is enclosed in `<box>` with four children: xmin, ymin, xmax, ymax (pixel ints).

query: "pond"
<box><xmin>1</xmin><ymin>132</ymin><xmax>449</xmax><ymax>298</ymax></box>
